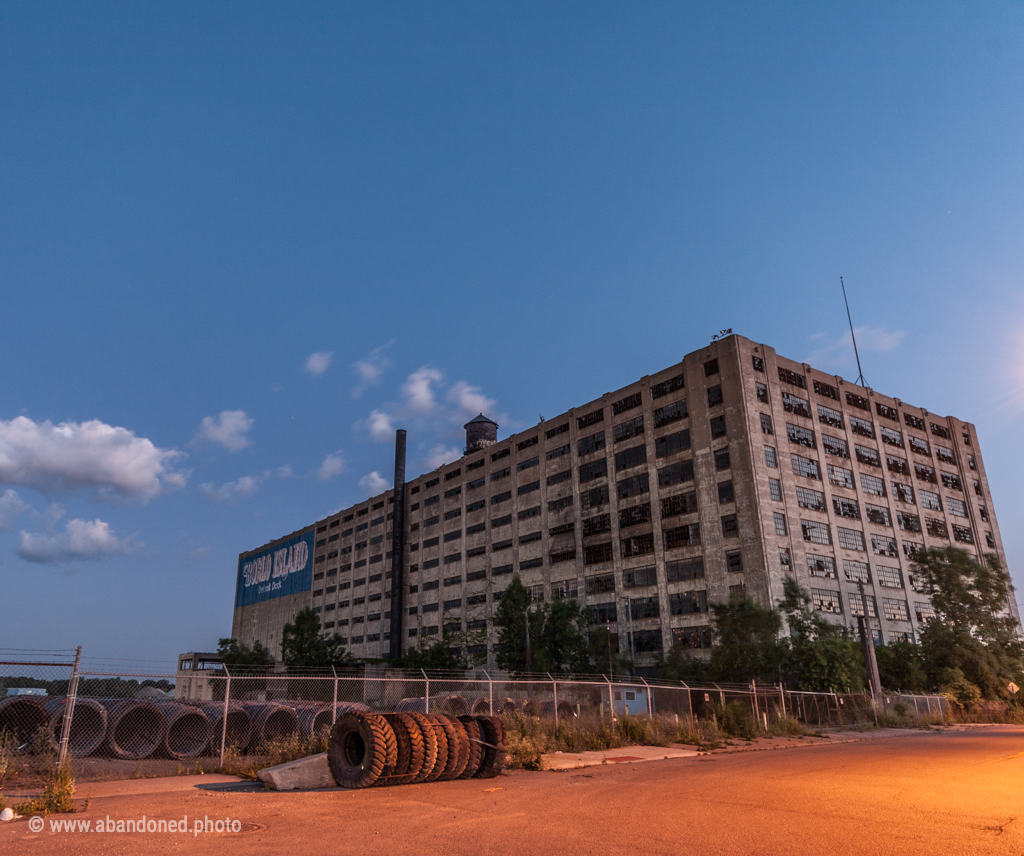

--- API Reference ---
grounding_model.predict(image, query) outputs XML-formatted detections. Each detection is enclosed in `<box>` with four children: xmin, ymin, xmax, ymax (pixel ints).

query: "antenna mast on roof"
<box><xmin>840</xmin><ymin>276</ymin><xmax>866</xmax><ymax>387</ymax></box>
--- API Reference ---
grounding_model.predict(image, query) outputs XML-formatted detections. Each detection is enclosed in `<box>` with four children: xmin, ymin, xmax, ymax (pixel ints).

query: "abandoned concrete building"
<box><xmin>230</xmin><ymin>333</ymin><xmax>1021</xmax><ymax>670</ymax></box>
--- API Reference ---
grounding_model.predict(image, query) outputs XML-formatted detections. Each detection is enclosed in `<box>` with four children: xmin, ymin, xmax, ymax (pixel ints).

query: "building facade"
<box><xmin>230</xmin><ymin>334</ymin><xmax>1021</xmax><ymax>668</ymax></box>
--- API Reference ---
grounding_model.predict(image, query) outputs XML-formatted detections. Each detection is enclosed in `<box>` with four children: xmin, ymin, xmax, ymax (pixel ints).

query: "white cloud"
<box><xmin>426</xmin><ymin>444</ymin><xmax>461</xmax><ymax>470</ymax></box>
<box><xmin>201</xmin><ymin>476</ymin><xmax>261</xmax><ymax>504</ymax></box>
<box><xmin>317</xmin><ymin>452</ymin><xmax>346</xmax><ymax>481</ymax></box>
<box><xmin>447</xmin><ymin>381</ymin><xmax>497</xmax><ymax>420</ymax></box>
<box><xmin>305</xmin><ymin>351</ymin><xmax>334</xmax><ymax>376</ymax></box>
<box><xmin>352</xmin><ymin>340</ymin><xmax>395</xmax><ymax>397</ymax></box>
<box><xmin>193</xmin><ymin>410</ymin><xmax>253</xmax><ymax>453</ymax></box>
<box><xmin>402</xmin><ymin>367</ymin><xmax>445</xmax><ymax>415</ymax></box>
<box><xmin>806</xmin><ymin>326</ymin><xmax>907</xmax><ymax>374</ymax></box>
<box><xmin>17</xmin><ymin>518</ymin><xmax>142</xmax><ymax>564</ymax></box>
<box><xmin>365</xmin><ymin>410</ymin><xmax>395</xmax><ymax>442</ymax></box>
<box><xmin>358</xmin><ymin>471</ymin><xmax>390</xmax><ymax>495</ymax></box>
<box><xmin>0</xmin><ymin>489</ymin><xmax>30</xmax><ymax>532</ymax></box>
<box><xmin>0</xmin><ymin>416</ymin><xmax>185</xmax><ymax>502</ymax></box>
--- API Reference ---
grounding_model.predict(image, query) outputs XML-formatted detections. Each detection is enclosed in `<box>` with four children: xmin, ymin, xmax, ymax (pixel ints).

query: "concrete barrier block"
<box><xmin>256</xmin><ymin>752</ymin><xmax>339</xmax><ymax>791</ymax></box>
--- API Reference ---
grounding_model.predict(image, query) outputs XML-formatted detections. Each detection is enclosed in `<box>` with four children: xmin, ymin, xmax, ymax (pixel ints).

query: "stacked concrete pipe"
<box><xmin>150</xmin><ymin>701</ymin><xmax>213</xmax><ymax>760</ymax></box>
<box><xmin>0</xmin><ymin>695</ymin><xmax>50</xmax><ymax>752</ymax></box>
<box><xmin>197</xmin><ymin>702</ymin><xmax>254</xmax><ymax>754</ymax></box>
<box><xmin>99</xmin><ymin>700</ymin><xmax>167</xmax><ymax>760</ymax></box>
<box><xmin>242</xmin><ymin>702</ymin><xmax>299</xmax><ymax>750</ymax></box>
<box><xmin>44</xmin><ymin>697</ymin><xmax>107</xmax><ymax>758</ymax></box>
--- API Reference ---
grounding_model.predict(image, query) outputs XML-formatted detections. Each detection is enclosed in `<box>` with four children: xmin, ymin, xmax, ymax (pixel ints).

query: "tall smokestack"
<box><xmin>388</xmin><ymin>429</ymin><xmax>407</xmax><ymax>660</ymax></box>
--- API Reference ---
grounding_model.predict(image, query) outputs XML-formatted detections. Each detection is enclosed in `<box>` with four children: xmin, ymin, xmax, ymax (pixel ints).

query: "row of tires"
<box><xmin>328</xmin><ymin>711</ymin><xmax>505</xmax><ymax>789</ymax></box>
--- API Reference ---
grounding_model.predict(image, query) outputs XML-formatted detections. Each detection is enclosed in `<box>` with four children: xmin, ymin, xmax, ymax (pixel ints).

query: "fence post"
<box><xmin>332</xmin><ymin>666</ymin><xmax>339</xmax><ymax>725</ymax></box>
<box><xmin>422</xmin><ymin>669</ymin><xmax>430</xmax><ymax>714</ymax></box>
<box><xmin>751</xmin><ymin>680</ymin><xmax>760</xmax><ymax>731</ymax></box>
<box><xmin>549</xmin><ymin>673</ymin><xmax>559</xmax><ymax>735</ymax></box>
<box><xmin>832</xmin><ymin>691</ymin><xmax>842</xmax><ymax>726</ymax></box>
<box><xmin>681</xmin><ymin>681</ymin><xmax>694</xmax><ymax>723</ymax></box>
<box><xmin>219</xmin><ymin>665</ymin><xmax>232</xmax><ymax>766</ymax></box>
<box><xmin>57</xmin><ymin>645</ymin><xmax>82</xmax><ymax>769</ymax></box>
<box><xmin>640</xmin><ymin>677</ymin><xmax>652</xmax><ymax>717</ymax></box>
<box><xmin>778</xmin><ymin>683</ymin><xmax>786</xmax><ymax>719</ymax></box>
<box><xmin>484</xmin><ymin>670</ymin><xmax>493</xmax><ymax>715</ymax></box>
<box><xmin>604</xmin><ymin>674</ymin><xmax>614</xmax><ymax>718</ymax></box>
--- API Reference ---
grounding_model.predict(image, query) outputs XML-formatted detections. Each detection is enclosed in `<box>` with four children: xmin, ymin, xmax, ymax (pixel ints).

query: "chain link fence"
<box><xmin>0</xmin><ymin>653</ymin><xmax>952</xmax><ymax>784</ymax></box>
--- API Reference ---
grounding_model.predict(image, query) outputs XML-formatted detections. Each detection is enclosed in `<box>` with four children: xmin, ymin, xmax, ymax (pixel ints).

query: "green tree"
<box><xmin>493</xmin><ymin>577</ymin><xmax>538</xmax><ymax>672</ymax></box>
<box><xmin>911</xmin><ymin>547</ymin><xmax>1023</xmax><ymax>699</ymax></box>
<box><xmin>280</xmin><ymin>607</ymin><xmax>353</xmax><ymax>670</ymax></box>
<box><xmin>217</xmin><ymin>637</ymin><xmax>275</xmax><ymax>671</ymax></box>
<box><xmin>874</xmin><ymin>639</ymin><xmax>928</xmax><ymax>692</ymax></box>
<box><xmin>706</xmin><ymin>595</ymin><xmax>787</xmax><ymax>684</ymax></box>
<box><xmin>538</xmin><ymin>598</ymin><xmax>592</xmax><ymax>674</ymax></box>
<box><xmin>657</xmin><ymin>640</ymin><xmax>708</xmax><ymax>683</ymax></box>
<box><xmin>588</xmin><ymin>627</ymin><xmax>632</xmax><ymax>677</ymax></box>
<box><xmin>398</xmin><ymin>639</ymin><xmax>468</xmax><ymax>671</ymax></box>
<box><xmin>779</xmin><ymin>578</ymin><xmax>865</xmax><ymax>692</ymax></box>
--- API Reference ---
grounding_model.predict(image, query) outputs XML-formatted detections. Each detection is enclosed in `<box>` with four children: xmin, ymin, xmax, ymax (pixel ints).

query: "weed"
<box><xmin>14</xmin><ymin>764</ymin><xmax>77</xmax><ymax>816</ymax></box>
<box><xmin>0</xmin><ymin>730</ymin><xmax>17</xmax><ymax>787</ymax></box>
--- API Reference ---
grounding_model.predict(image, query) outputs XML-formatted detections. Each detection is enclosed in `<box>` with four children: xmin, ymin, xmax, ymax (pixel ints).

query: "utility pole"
<box><xmin>857</xmin><ymin>581</ymin><xmax>883</xmax><ymax>701</ymax></box>
<box><xmin>524</xmin><ymin>609</ymin><xmax>531</xmax><ymax>675</ymax></box>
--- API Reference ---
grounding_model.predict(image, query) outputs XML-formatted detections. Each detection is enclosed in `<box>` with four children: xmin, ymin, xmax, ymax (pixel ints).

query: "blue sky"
<box><xmin>2</xmin><ymin>3</ymin><xmax>1023</xmax><ymax>668</ymax></box>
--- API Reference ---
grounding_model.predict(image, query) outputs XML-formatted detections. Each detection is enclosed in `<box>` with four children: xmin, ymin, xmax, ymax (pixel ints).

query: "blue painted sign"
<box><xmin>235</xmin><ymin>530</ymin><xmax>313</xmax><ymax>608</ymax></box>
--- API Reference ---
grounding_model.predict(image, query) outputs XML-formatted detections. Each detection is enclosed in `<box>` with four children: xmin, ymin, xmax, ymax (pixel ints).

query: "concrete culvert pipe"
<box><xmin>0</xmin><ymin>695</ymin><xmax>50</xmax><ymax>752</ymax></box>
<box><xmin>242</xmin><ymin>703</ymin><xmax>298</xmax><ymax>750</ymax></box>
<box><xmin>467</xmin><ymin>697</ymin><xmax>491</xmax><ymax>715</ymax></box>
<box><xmin>198</xmin><ymin>703</ymin><xmax>253</xmax><ymax>753</ymax></box>
<box><xmin>540</xmin><ymin>700</ymin><xmax>577</xmax><ymax>720</ymax></box>
<box><xmin>432</xmin><ymin>694</ymin><xmax>469</xmax><ymax>716</ymax></box>
<box><xmin>45</xmin><ymin>697</ymin><xmax>107</xmax><ymax>758</ymax></box>
<box><xmin>497</xmin><ymin>698</ymin><xmax>519</xmax><ymax>716</ymax></box>
<box><xmin>100</xmin><ymin>700</ymin><xmax>167</xmax><ymax>760</ymax></box>
<box><xmin>519</xmin><ymin>698</ymin><xmax>542</xmax><ymax>717</ymax></box>
<box><xmin>293</xmin><ymin>704</ymin><xmax>334</xmax><ymax>742</ymax></box>
<box><xmin>151</xmin><ymin>702</ymin><xmax>212</xmax><ymax>760</ymax></box>
<box><xmin>395</xmin><ymin>697</ymin><xmax>426</xmax><ymax>713</ymax></box>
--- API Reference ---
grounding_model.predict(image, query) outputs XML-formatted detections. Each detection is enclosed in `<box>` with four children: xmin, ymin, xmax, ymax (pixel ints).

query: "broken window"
<box><xmin>765</xmin><ymin>446</ymin><xmax>778</xmax><ymax>468</ymax></box>
<box><xmin>891</xmin><ymin>481</ymin><xmax>914</xmax><ymax>504</ymax></box>
<box><xmin>807</xmin><ymin>553</ymin><xmax>836</xmax><ymax>578</ymax></box>
<box><xmin>714</xmin><ymin>448</ymin><xmax>731</xmax><ymax>470</ymax></box>
<box><xmin>925</xmin><ymin>518</ymin><xmax>949</xmax><ymax>539</ymax></box>
<box><xmin>883</xmin><ymin>598</ymin><xmax>910</xmax><ymax>622</ymax></box>
<box><xmin>979</xmin><ymin>505</ymin><xmax>990</xmax><ymax>522</ymax></box>
<box><xmin>661</xmin><ymin>490</ymin><xmax>698</xmax><ymax>519</ymax></box>
<box><xmin>621</xmin><ymin>533</ymin><xmax>655</xmax><ymax>557</ymax></box>
<box><xmin>886</xmin><ymin>455</ymin><xmax>910</xmax><ymax>476</ymax></box>
<box><xmin>721</xmin><ymin>514</ymin><xmax>739</xmax><ymax>538</ymax></box>
<box><xmin>848</xmin><ymin>591</ymin><xmax>878</xmax><ymax>618</ymax></box>
<box><xmin>833</xmin><ymin>497</ymin><xmax>860</xmax><ymax>520</ymax></box>
<box><xmin>778</xmin><ymin>367</ymin><xmax>807</xmax><ymax>389</ymax></box>
<box><xmin>669</xmin><ymin>591</ymin><xmax>707</xmax><ymax>616</ymax></box>
<box><xmin>710</xmin><ymin>415</ymin><xmax>727</xmax><ymax>438</ymax></box>
<box><xmin>619</xmin><ymin>502</ymin><xmax>652</xmax><ymax>528</ymax></box>
<box><xmin>774</xmin><ymin>512</ymin><xmax>788</xmax><ymax>535</ymax></box>
<box><xmin>846</xmin><ymin>392</ymin><xmax>870</xmax><ymax>411</ymax></box>
<box><xmin>828</xmin><ymin>464</ymin><xmax>855</xmax><ymax>489</ymax></box>
<box><xmin>752</xmin><ymin>356</ymin><xmax>765</xmax><ymax>372</ymax></box>
<box><xmin>930</xmin><ymin>422</ymin><xmax>951</xmax><ymax>439</ymax></box>
<box><xmin>653</xmin><ymin>399</ymin><xmax>689</xmax><ymax>430</ymax></box>
<box><xmin>613</xmin><ymin>415</ymin><xmax>645</xmax><ymax>443</ymax></box>
<box><xmin>822</xmin><ymin>434</ymin><xmax>849</xmax><ymax>458</ymax></box>
<box><xmin>516</xmin><ymin>457</ymin><xmax>539</xmax><ymax>472</ymax></box>
<box><xmin>952</xmin><ymin>524</ymin><xmax>974</xmax><ymax>544</ymax></box>
<box><xmin>726</xmin><ymin>551</ymin><xmax>743</xmax><ymax>572</ymax></box>
<box><xmin>578</xmin><ymin>431</ymin><xmax>606</xmax><ymax>457</ymax></box>
<box><xmin>548</xmin><ymin>496</ymin><xmax>574</xmax><ymax>514</ymax></box>
<box><xmin>914</xmin><ymin>462</ymin><xmax>936</xmax><ymax>483</ymax></box>
<box><xmin>876</xmin><ymin>403</ymin><xmax>898</xmax><ymax>421</ymax></box>
<box><xmin>871</xmin><ymin>535</ymin><xmax>898</xmax><ymax>557</ymax></box>
<box><xmin>584</xmin><ymin>543</ymin><xmax>614</xmax><ymax>565</ymax></box>
<box><xmin>581</xmin><ymin>484</ymin><xmax>610</xmax><ymax>510</ymax></box>
<box><xmin>783</xmin><ymin>392</ymin><xmax>811</xmax><ymax>419</ymax></box>
<box><xmin>756</xmin><ymin>382</ymin><xmax>769</xmax><ymax>403</ymax></box>
<box><xmin>612</xmin><ymin>392</ymin><xmax>643</xmax><ymax>416</ymax></box>
<box><xmin>657</xmin><ymin>460</ymin><xmax>693</xmax><ymax>488</ymax></box>
<box><xmin>651</xmin><ymin>373</ymin><xmax>686</xmax><ymax>399</ymax></box>
<box><xmin>897</xmin><ymin>511</ymin><xmax>921</xmax><ymax>532</ymax></box>
<box><xmin>967</xmin><ymin>454</ymin><xmax>976</xmax><ymax>471</ymax></box>
<box><xmin>547</xmin><ymin>470</ymin><xmax>572</xmax><ymax>487</ymax></box>
<box><xmin>664</xmin><ymin>523</ymin><xmax>701</xmax><ymax>549</ymax></box>
<box><xmin>624</xmin><ymin>566</ymin><xmax>658</xmax><ymax>588</ymax></box>
<box><xmin>814</xmin><ymin>379</ymin><xmax>840</xmax><ymax>401</ymax></box>
<box><xmin>781</xmin><ymin>547</ymin><xmax>793</xmax><ymax>570</ymax></box>
<box><xmin>903</xmin><ymin>412</ymin><xmax>925</xmax><ymax>431</ymax></box>
<box><xmin>986</xmin><ymin>531</ymin><xmax>996</xmax><ymax>548</ymax></box>
<box><xmin>802</xmin><ymin>520</ymin><xmax>832</xmax><ymax>545</ymax></box>
<box><xmin>943</xmin><ymin>497</ymin><xmax>966</xmax><ymax>518</ymax></box>
<box><xmin>769</xmin><ymin>478</ymin><xmax>783</xmax><ymax>501</ymax></box>
<box><xmin>718</xmin><ymin>481</ymin><xmax>735</xmax><ymax>504</ymax></box>
<box><xmin>582</xmin><ymin>514</ymin><xmax>612</xmax><ymax>537</ymax></box>
<box><xmin>617</xmin><ymin>472</ymin><xmax>650</xmax><ymax>499</ymax></box>
<box><xmin>866</xmin><ymin>504</ymin><xmax>891</xmax><ymax>526</ymax></box>
<box><xmin>877</xmin><ymin>566</ymin><xmax>903</xmax><ymax>588</ymax></box>
<box><xmin>760</xmin><ymin>413</ymin><xmax>774</xmax><ymax>435</ymax></box>
<box><xmin>941</xmin><ymin>472</ymin><xmax>962</xmax><ymax>491</ymax></box>
<box><xmin>792</xmin><ymin>454</ymin><xmax>821</xmax><ymax>480</ymax></box>
<box><xmin>577</xmin><ymin>409</ymin><xmax>604</xmax><ymax>430</ymax></box>
<box><xmin>585</xmin><ymin>573</ymin><xmax>616</xmax><ymax>594</ymax></box>
<box><xmin>850</xmin><ymin>416</ymin><xmax>875</xmax><ymax>438</ymax></box>
<box><xmin>787</xmin><ymin>423</ymin><xmax>816</xmax><ymax>448</ymax></box>
<box><xmin>908</xmin><ymin>436</ymin><xmax>930</xmax><ymax>456</ymax></box>
<box><xmin>843</xmin><ymin>559</ymin><xmax>871</xmax><ymax>584</ymax></box>
<box><xmin>856</xmin><ymin>445</ymin><xmax>881</xmax><ymax>467</ymax></box>
<box><xmin>914</xmin><ymin>601</ymin><xmax>936</xmax><ymax>623</ymax></box>
<box><xmin>704</xmin><ymin>358</ymin><xmax>720</xmax><ymax>377</ymax></box>
<box><xmin>666</xmin><ymin>557</ymin><xmax>704</xmax><ymax>581</ymax></box>
<box><xmin>811</xmin><ymin>588</ymin><xmax>843</xmax><ymax>614</ymax></box>
<box><xmin>919</xmin><ymin>490</ymin><xmax>941</xmax><ymax>511</ymax></box>
<box><xmin>903</xmin><ymin>540</ymin><xmax>923</xmax><ymax>559</ymax></box>
<box><xmin>796</xmin><ymin>486</ymin><xmax>826</xmax><ymax>512</ymax></box>
<box><xmin>880</xmin><ymin>426</ymin><xmax>904</xmax><ymax>448</ymax></box>
<box><xmin>818</xmin><ymin>404</ymin><xmax>845</xmax><ymax>429</ymax></box>
<box><xmin>655</xmin><ymin>429</ymin><xmax>691</xmax><ymax>457</ymax></box>
<box><xmin>578</xmin><ymin>459</ymin><xmax>608</xmax><ymax>484</ymax></box>
<box><xmin>545</xmin><ymin>423</ymin><xmax>569</xmax><ymax>440</ymax></box>
<box><xmin>936</xmin><ymin>446</ymin><xmax>955</xmax><ymax>465</ymax></box>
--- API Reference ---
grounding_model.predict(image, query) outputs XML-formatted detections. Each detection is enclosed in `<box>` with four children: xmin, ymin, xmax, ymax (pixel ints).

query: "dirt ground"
<box><xmin>2</xmin><ymin>724</ymin><xmax>1022</xmax><ymax>855</ymax></box>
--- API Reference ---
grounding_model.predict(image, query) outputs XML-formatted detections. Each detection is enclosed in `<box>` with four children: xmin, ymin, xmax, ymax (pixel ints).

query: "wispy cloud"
<box><xmin>402</xmin><ymin>367</ymin><xmax>445</xmax><ymax>416</ymax></box>
<box><xmin>425</xmin><ymin>444</ymin><xmax>461</xmax><ymax>470</ymax></box>
<box><xmin>0</xmin><ymin>416</ymin><xmax>185</xmax><ymax>502</ymax></box>
<box><xmin>317</xmin><ymin>451</ymin><xmax>346</xmax><ymax>481</ymax></box>
<box><xmin>352</xmin><ymin>340</ymin><xmax>395</xmax><ymax>397</ymax></box>
<box><xmin>17</xmin><ymin>518</ymin><xmax>142</xmax><ymax>564</ymax></box>
<box><xmin>304</xmin><ymin>351</ymin><xmax>334</xmax><ymax>376</ymax></box>
<box><xmin>364</xmin><ymin>410</ymin><xmax>395</xmax><ymax>442</ymax></box>
<box><xmin>192</xmin><ymin>410</ymin><xmax>253</xmax><ymax>453</ymax></box>
<box><xmin>359</xmin><ymin>471</ymin><xmax>390</xmax><ymax>495</ymax></box>
<box><xmin>200</xmin><ymin>468</ymin><xmax>291</xmax><ymax>504</ymax></box>
<box><xmin>805</xmin><ymin>326</ymin><xmax>907</xmax><ymax>376</ymax></box>
<box><xmin>0</xmin><ymin>489</ymin><xmax>30</xmax><ymax>532</ymax></box>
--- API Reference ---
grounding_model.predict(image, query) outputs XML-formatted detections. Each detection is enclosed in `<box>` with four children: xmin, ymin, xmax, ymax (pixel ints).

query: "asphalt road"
<box><xmin>4</xmin><ymin>725</ymin><xmax>1022</xmax><ymax>855</ymax></box>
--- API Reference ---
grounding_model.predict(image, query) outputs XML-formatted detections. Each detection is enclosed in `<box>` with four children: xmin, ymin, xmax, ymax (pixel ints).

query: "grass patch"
<box><xmin>216</xmin><ymin>735</ymin><xmax>326</xmax><ymax>780</ymax></box>
<box><xmin>14</xmin><ymin>764</ymin><xmax>79</xmax><ymax>816</ymax></box>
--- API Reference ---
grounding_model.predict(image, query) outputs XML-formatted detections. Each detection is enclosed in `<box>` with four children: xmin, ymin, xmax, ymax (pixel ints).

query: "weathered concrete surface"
<box><xmin>256</xmin><ymin>752</ymin><xmax>337</xmax><ymax>791</ymax></box>
<box><xmin>3</xmin><ymin>725</ymin><xmax>1022</xmax><ymax>855</ymax></box>
<box><xmin>542</xmin><ymin>743</ymin><xmax>699</xmax><ymax>770</ymax></box>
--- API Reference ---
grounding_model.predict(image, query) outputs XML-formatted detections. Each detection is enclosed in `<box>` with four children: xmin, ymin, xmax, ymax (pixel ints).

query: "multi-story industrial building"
<box><xmin>230</xmin><ymin>333</ymin><xmax>1021</xmax><ymax>668</ymax></box>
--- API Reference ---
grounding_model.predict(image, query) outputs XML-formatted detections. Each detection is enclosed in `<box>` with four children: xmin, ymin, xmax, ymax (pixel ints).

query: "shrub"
<box><xmin>15</xmin><ymin>764</ymin><xmax>77</xmax><ymax>815</ymax></box>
